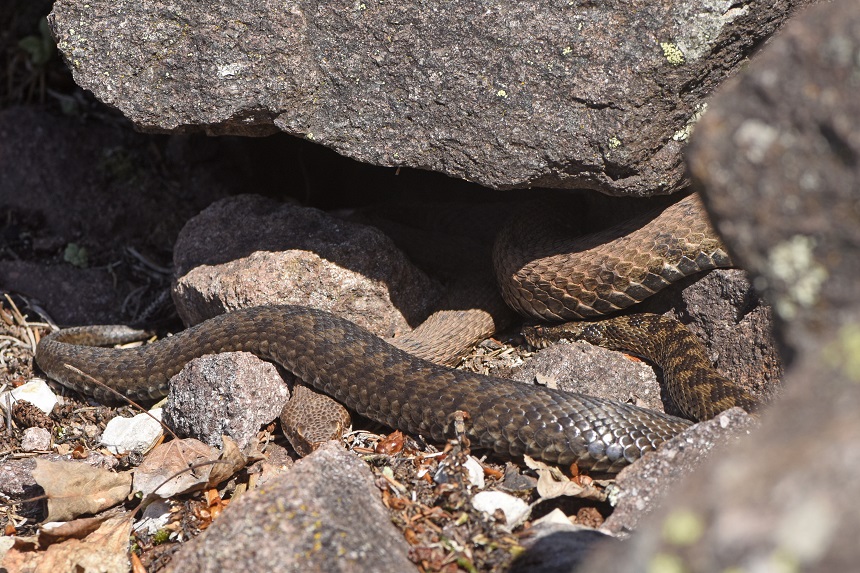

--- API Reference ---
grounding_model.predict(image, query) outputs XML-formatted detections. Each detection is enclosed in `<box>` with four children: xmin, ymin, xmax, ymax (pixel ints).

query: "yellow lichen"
<box><xmin>660</xmin><ymin>42</ymin><xmax>685</xmax><ymax>66</ymax></box>
<box><xmin>661</xmin><ymin>508</ymin><xmax>705</xmax><ymax>546</ymax></box>
<box><xmin>767</xmin><ymin>235</ymin><xmax>827</xmax><ymax>319</ymax></box>
<box><xmin>647</xmin><ymin>552</ymin><xmax>686</xmax><ymax>573</ymax></box>
<box><xmin>823</xmin><ymin>323</ymin><xmax>860</xmax><ymax>381</ymax></box>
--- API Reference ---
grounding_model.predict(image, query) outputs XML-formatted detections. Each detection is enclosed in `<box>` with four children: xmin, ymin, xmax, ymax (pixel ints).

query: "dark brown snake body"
<box><xmin>35</xmin><ymin>194</ymin><xmax>760</xmax><ymax>472</ymax></box>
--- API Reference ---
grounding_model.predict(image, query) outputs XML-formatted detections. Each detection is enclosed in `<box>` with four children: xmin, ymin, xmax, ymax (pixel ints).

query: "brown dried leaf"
<box><xmin>133</xmin><ymin>438</ymin><xmax>218</xmax><ymax>501</ymax></box>
<box><xmin>206</xmin><ymin>435</ymin><xmax>248</xmax><ymax>487</ymax></box>
<box><xmin>133</xmin><ymin>436</ymin><xmax>248</xmax><ymax>502</ymax></box>
<box><xmin>32</xmin><ymin>459</ymin><xmax>133</xmax><ymax>522</ymax></box>
<box><xmin>523</xmin><ymin>455</ymin><xmax>607</xmax><ymax>501</ymax></box>
<box><xmin>375</xmin><ymin>430</ymin><xmax>406</xmax><ymax>455</ymax></box>
<box><xmin>39</xmin><ymin>516</ymin><xmax>108</xmax><ymax>541</ymax></box>
<box><xmin>1</xmin><ymin>513</ymin><xmax>133</xmax><ymax>572</ymax></box>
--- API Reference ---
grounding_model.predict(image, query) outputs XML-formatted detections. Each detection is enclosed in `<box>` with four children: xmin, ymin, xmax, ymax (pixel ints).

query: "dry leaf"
<box><xmin>133</xmin><ymin>436</ymin><xmax>248</xmax><ymax>503</ymax></box>
<box><xmin>39</xmin><ymin>516</ymin><xmax>108</xmax><ymax>541</ymax></box>
<box><xmin>32</xmin><ymin>459</ymin><xmax>133</xmax><ymax>522</ymax></box>
<box><xmin>1</xmin><ymin>513</ymin><xmax>133</xmax><ymax>572</ymax></box>
<box><xmin>523</xmin><ymin>455</ymin><xmax>606</xmax><ymax>501</ymax></box>
<box><xmin>133</xmin><ymin>438</ymin><xmax>218</xmax><ymax>501</ymax></box>
<box><xmin>206</xmin><ymin>435</ymin><xmax>247</xmax><ymax>487</ymax></box>
<box><xmin>375</xmin><ymin>431</ymin><xmax>405</xmax><ymax>455</ymax></box>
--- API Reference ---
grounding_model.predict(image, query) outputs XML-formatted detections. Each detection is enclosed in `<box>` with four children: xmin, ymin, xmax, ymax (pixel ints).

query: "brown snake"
<box><xmin>35</xmin><ymin>194</ymin><xmax>759</xmax><ymax>473</ymax></box>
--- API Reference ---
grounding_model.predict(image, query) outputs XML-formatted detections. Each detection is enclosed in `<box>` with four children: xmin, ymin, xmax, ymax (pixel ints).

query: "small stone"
<box><xmin>472</xmin><ymin>490</ymin><xmax>530</xmax><ymax>527</ymax></box>
<box><xmin>463</xmin><ymin>456</ymin><xmax>485</xmax><ymax>489</ymax></box>
<box><xmin>21</xmin><ymin>427</ymin><xmax>52</xmax><ymax>452</ymax></box>
<box><xmin>1</xmin><ymin>379</ymin><xmax>58</xmax><ymax>416</ymax></box>
<box><xmin>101</xmin><ymin>408</ymin><xmax>164</xmax><ymax>455</ymax></box>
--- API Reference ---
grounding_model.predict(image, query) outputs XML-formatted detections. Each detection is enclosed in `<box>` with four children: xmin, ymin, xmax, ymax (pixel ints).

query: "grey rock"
<box><xmin>584</xmin><ymin>1</ymin><xmax>860</xmax><ymax>570</ymax></box>
<box><xmin>511</xmin><ymin>341</ymin><xmax>667</xmax><ymax>415</ymax></box>
<box><xmin>163</xmin><ymin>351</ymin><xmax>290</xmax><ymax>449</ymax></box>
<box><xmin>172</xmin><ymin>194</ymin><xmax>439</xmax><ymax>336</ymax></box>
<box><xmin>48</xmin><ymin>0</ymin><xmax>813</xmax><ymax>195</ymax></box>
<box><xmin>165</xmin><ymin>442</ymin><xmax>418</xmax><ymax>573</ymax></box>
<box><xmin>0</xmin><ymin>459</ymin><xmax>38</xmax><ymax>500</ymax></box>
<box><xmin>601</xmin><ymin>408</ymin><xmax>758</xmax><ymax>536</ymax></box>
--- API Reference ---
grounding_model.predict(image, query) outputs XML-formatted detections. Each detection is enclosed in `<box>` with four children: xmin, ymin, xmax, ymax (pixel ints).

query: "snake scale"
<box><xmin>35</xmin><ymin>194</ymin><xmax>760</xmax><ymax>473</ymax></box>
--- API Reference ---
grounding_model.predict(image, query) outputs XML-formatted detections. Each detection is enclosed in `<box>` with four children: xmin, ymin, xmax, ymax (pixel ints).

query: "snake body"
<box><xmin>35</xmin><ymin>193</ymin><xmax>758</xmax><ymax>472</ymax></box>
<box><xmin>36</xmin><ymin>306</ymin><xmax>692</xmax><ymax>473</ymax></box>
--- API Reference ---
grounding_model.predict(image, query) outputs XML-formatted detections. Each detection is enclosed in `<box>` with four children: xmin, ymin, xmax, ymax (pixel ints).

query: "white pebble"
<box><xmin>472</xmin><ymin>490</ymin><xmax>530</xmax><ymax>527</ymax></box>
<box><xmin>101</xmin><ymin>408</ymin><xmax>164</xmax><ymax>455</ymax></box>
<box><xmin>464</xmin><ymin>456</ymin><xmax>485</xmax><ymax>489</ymax></box>
<box><xmin>1</xmin><ymin>378</ymin><xmax>58</xmax><ymax>415</ymax></box>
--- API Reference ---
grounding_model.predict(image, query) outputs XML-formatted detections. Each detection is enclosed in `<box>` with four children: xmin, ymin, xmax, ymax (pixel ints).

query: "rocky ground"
<box><xmin>3</xmin><ymin>0</ymin><xmax>860</xmax><ymax>572</ymax></box>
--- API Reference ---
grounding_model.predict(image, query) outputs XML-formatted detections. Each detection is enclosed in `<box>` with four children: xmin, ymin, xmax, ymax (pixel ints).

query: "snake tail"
<box><xmin>523</xmin><ymin>313</ymin><xmax>760</xmax><ymax>421</ymax></box>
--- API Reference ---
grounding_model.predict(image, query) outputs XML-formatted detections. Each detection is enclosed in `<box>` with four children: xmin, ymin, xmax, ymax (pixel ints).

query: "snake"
<box><xmin>35</xmin><ymin>193</ymin><xmax>760</xmax><ymax>473</ymax></box>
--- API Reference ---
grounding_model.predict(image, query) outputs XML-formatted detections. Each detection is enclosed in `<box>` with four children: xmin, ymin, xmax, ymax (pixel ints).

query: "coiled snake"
<box><xmin>35</xmin><ymin>194</ymin><xmax>759</xmax><ymax>473</ymax></box>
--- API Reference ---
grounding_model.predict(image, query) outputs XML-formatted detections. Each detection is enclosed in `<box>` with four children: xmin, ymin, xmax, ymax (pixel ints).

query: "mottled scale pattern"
<box><xmin>494</xmin><ymin>194</ymin><xmax>730</xmax><ymax>320</ymax></box>
<box><xmin>36</xmin><ymin>305</ymin><xmax>691</xmax><ymax>473</ymax></box>
<box><xmin>280</xmin><ymin>385</ymin><xmax>352</xmax><ymax>456</ymax></box>
<box><xmin>524</xmin><ymin>314</ymin><xmax>760</xmax><ymax>421</ymax></box>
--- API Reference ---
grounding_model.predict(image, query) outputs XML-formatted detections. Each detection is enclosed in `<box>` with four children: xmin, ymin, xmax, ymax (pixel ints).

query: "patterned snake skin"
<box><xmin>35</xmin><ymin>194</ymin><xmax>758</xmax><ymax>472</ymax></box>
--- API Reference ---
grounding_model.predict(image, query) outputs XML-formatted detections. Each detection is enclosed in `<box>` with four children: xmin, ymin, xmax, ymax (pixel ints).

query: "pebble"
<box><xmin>0</xmin><ymin>378</ymin><xmax>58</xmax><ymax>415</ymax></box>
<box><xmin>21</xmin><ymin>427</ymin><xmax>52</xmax><ymax>451</ymax></box>
<box><xmin>464</xmin><ymin>456</ymin><xmax>485</xmax><ymax>489</ymax></box>
<box><xmin>472</xmin><ymin>490</ymin><xmax>530</xmax><ymax>528</ymax></box>
<box><xmin>101</xmin><ymin>408</ymin><xmax>164</xmax><ymax>455</ymax></box>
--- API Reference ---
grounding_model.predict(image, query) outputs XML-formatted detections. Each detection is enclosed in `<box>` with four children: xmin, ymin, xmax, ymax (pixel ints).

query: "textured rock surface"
<box><xmin>511</xmin><ymin>341</ymin><xmax>666</xmax><ymax>414</ymax></box>
<box><xmin>165</xmin><ymin>442</ymin><xmax>418</xmax><ymax>573</ymax></box>
<box><xmin>601</xmin><ymin>408</ymin><xmax>758</xmax><ymax>536</ymax></box>
<box><xmin>48</xmin><ymin>0</ymin><xmax>813</xmax><ymax>195</ymax></box>
<box><xmin>172</xmin><ymin>194</ymin><xmax>439</xmax><ymax>335</ymax></box>
<box><xmin>584</xmin><ymin>1</ymin><xmax>860</xmax><ymax>569</ymax></box>
<box><xmin>163</xmin><ymin>351</ymin><xmax>290</xmax><ymax>449</ymax></box>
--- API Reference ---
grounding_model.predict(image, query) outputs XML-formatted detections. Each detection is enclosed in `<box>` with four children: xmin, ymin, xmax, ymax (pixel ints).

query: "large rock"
<box><xmin>47</xmin><ymin>0</ymin><xmax>813</xmax><ymax>195</ymax></box>
<box><xmin>583</xmin><ymin>1</ymin><xmax>860</xmax><ymax>569</ymax></box>
<box><xmin>172</xmin><ymin>194</ymin><xmax>439</xmax><ymax>335</ymax></box>
<box><xmin>165</xmin><ymin>442</ymin><xmax>418</xmax><ymax>573</ymax></box>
